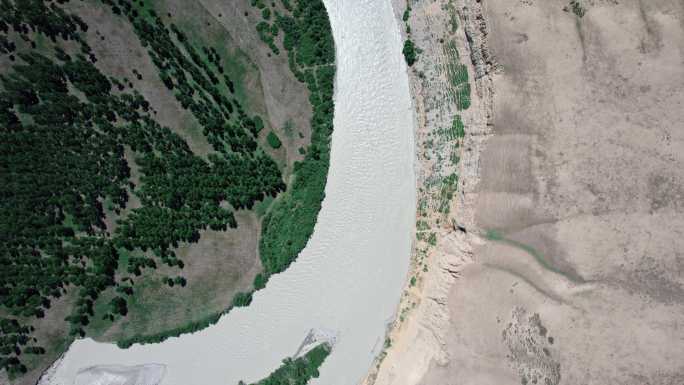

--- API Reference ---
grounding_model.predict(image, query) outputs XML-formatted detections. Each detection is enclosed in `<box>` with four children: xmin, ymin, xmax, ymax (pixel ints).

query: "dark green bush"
<box><xmin>403</xmin><ymin>39</ymin><xmax>417</xmax><ymax>66</ymax></box>
<box><xmin>267</xmin><ymin>131</ymin><xmax>282</xmax><ymax>149</ymax></box>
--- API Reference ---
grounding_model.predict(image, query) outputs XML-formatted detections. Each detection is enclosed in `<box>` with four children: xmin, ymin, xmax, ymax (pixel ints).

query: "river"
<box><xmin>42</xmin><ymin>0</ymin><xmax>414</xmax><ymax>383</ymax></box>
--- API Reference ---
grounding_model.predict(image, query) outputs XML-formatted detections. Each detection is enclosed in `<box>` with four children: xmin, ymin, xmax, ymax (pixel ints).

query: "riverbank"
<box><xmin>362</xmin><ymin>1</ymin><xmax>495</xmax><ymax>383</ymax></box>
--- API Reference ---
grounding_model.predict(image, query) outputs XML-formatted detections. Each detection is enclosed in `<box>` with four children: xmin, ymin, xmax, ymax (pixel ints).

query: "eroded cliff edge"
<box><xmin>363</xmin><ymin>0</ymin><xmax>495</xmax><ymax>383</ymax></box>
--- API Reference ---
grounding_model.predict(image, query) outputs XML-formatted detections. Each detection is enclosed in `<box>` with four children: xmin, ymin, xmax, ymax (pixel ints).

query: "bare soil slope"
<box><xmin>421</xmin><ymin>0</ymin><xmax>684</xmax><ymax>384</ymax></box>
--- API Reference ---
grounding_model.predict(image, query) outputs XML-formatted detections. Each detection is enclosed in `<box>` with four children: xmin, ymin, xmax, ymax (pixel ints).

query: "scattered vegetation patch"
<box><xmin>449</xmin><ymin>65</ymin><xmax>470</xmax><ymax>109</ymax></box>
<box><xmin>441</xmin><ymin>40</ymin><xmax>471</xmax><ymax>110</ymax></box>
<box><xmin>402</xmin><ymin>1</ymin><xmax>412</xmax><ymax>33</ymax></box>
<box><xmin>402</xmin><ymin>3</ymin><xmax>411</xmax><ymax>22</ymax></box>
<box><xmin>438</xmin><ymin>114</ymin><xmax>465</xmax><ymax>142</ymax></box>
<box><xmin>256</xmin><ymin>21</ymin><xmax>280</xmax><ymax>55</ymax></box>
<box><xmin>565</xmin><ymin>1</ymin><xmax>587</xmax><ymax>18</ymax></box>
<box><xmin>484</xmin><ymin>229</ymin><xmax>581</xmax><ymax>282</ymax></box>
<box><xmin>443</xmin><ymin>39</ymin><xmax>459</xmax><ymax>62</ymax></box>
<box><xmin>437</xmin><ymin>173</ymin><xmax>459</xmax><ymax>214</ymax></box>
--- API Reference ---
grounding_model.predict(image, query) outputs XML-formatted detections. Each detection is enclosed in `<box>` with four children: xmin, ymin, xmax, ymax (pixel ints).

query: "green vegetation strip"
<box><xmin>408</xmin><ymin>15</ymin><xmax>472</xmax><ymax>318</ymax></box>
<box><xmin>239</xmin><ymin>343</ymin><xmax>331</xmax><ymax>385</ymax></box>
<box><xmin>484</xmin><ymin>230</ymin><xmax>580</xmax><ymax>282</ymax></box>
<box><xmin>254</xmin><ymin>0</ymin><xmax>335</xmax><ymax>279</ymax></box>
<box><xmin>484</xmin><ymin>229</ymin><xmax>549</xmax><ymax>269</ymax></box>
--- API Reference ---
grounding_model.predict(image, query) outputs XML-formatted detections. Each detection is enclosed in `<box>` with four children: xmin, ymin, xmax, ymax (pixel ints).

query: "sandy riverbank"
<box><xmin>366</xmin><ymin>1</ymin><xmax>684</xmax><ymax>384</ymax></box>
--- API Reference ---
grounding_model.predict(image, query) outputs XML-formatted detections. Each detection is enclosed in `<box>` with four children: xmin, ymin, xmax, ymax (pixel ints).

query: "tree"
<box><xmin>267</xmin><ymin>131</ymin><xmax>282</xmax><ymax>149</ymax></box>
<box><xmin>403</xmin><ymin>39</ymin><xmax>417</xmax><ymax>66</ymax></box>
<box><xmin>109</xmin><ymin>296</ymin><xmax>128</xmax><ymax>316</ymax></box>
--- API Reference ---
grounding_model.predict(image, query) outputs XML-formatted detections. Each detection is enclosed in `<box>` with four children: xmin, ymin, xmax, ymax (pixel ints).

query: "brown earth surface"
<box><xmin>368</xmin><ymin>1</ymin><xmax>684</xmax><ymax>385</ymax></box>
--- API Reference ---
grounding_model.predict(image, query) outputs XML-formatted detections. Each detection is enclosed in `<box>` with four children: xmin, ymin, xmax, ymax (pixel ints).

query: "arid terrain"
<box><xmin>368</xmin><ymin>0</ymin><xmax>684</xmax><ymax>384</ymax></box>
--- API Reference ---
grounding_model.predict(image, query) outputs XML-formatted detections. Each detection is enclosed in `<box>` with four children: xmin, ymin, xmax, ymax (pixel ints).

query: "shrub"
<box><xmin>403</xmin><ymin>39</ymin><xmax>417</xmax><ymax>66</ymax></box>
<box><xmin>569</xmin><ymin>1</ymin><xmax>586</xmax><ymax>17</ymax></box>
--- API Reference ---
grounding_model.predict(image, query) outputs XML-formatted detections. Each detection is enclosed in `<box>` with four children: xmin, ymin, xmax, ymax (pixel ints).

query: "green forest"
<box><xmin>239</xmin><ymin>343</ymin><xmax>331</xmax><ymax>385</ymax></box>
<box><xmin>0</xmin><ymin>0</ymin><xmax>335</xmax><ymax>378</ymax></box>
